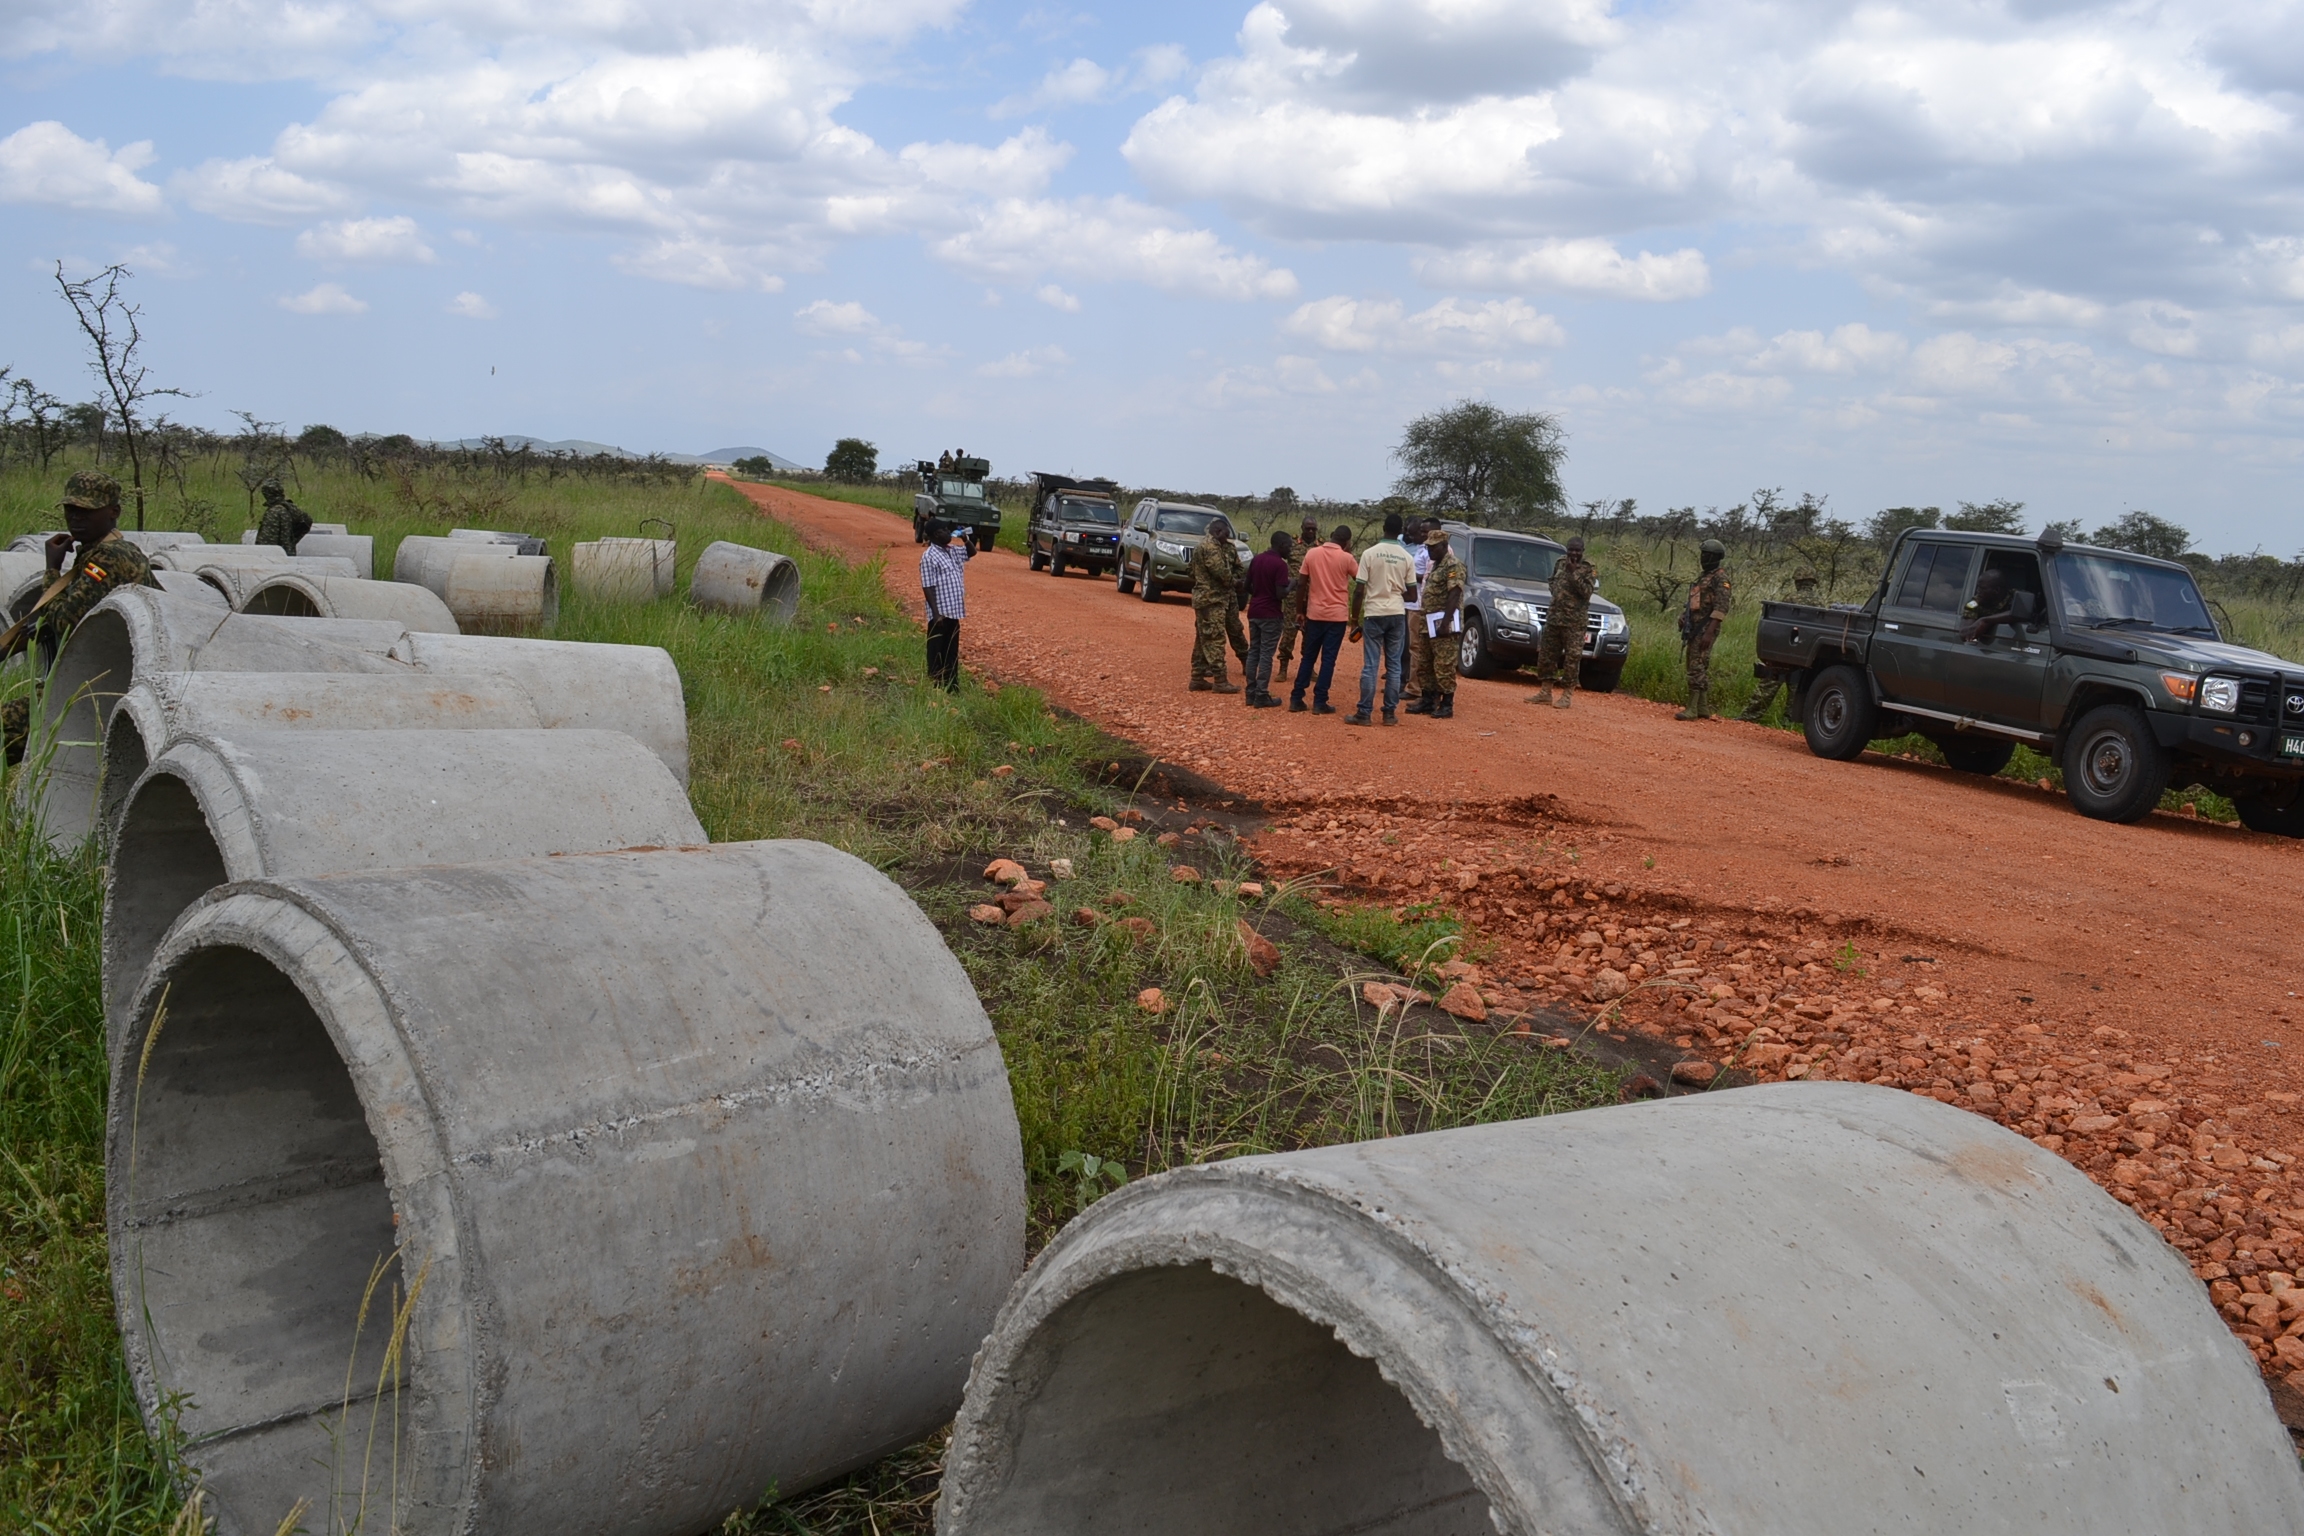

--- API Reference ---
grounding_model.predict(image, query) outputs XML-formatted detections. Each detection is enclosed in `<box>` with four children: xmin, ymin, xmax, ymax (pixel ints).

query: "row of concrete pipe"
<box><xmin>35</xmin><ymin>576</ymin><xmax>2304</xmax><ymax>1533</ymax></box>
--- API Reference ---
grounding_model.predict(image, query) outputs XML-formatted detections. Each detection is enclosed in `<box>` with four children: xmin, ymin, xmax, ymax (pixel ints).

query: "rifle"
<box><xmin>0</xmin><ymin>568</ymin><xmax>72</xmax><ymax>661</ymax></box>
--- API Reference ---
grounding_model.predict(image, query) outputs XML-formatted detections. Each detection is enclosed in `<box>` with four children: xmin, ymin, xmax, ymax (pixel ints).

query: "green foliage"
<box><xmin>824</xmin><ymin>437</ymin><xmax>878</xmax><ymax>484</ymax></box>
<box><xmin>2091</xmin><ymin>509</ymin><xmax>2192</xmax><ymax>562</ymax></box>
<box><xmin>1390</xmin><ymin>400</ymin><xmax>1566</xmax><ymax>526</ymax></box>
<box><xmin>1055</xmin><ymin>1151</ymin><xmax>1127</xmax><ymax>1212</ymax></box>
<box><xmin>1946</xmin><ymin>499</ymin><xmax>2026</xmax><ymax>534</ymax></box>
<box><xmin>1864</xmin><ymin>505</ymin><xmax>1941</xmax><ymax>545</ymax></box>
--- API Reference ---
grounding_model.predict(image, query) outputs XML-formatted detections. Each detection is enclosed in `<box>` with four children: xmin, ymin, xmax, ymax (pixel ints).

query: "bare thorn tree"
<box><xmin>55</xmin><ymin>261</ymin><xmax>191</xmax><ymax>529</ymax></box>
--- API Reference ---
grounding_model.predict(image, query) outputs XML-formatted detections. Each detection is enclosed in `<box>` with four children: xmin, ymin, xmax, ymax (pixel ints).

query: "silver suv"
<box><xmin>1115</xmin><ymin>500</ymin><xmax>1251</xmax><ymax>602</ymax></box>
<box><xmin>1444</xmin><ymin>522</ymin><xmax>1631</xmax><ymax>690</ymax></box>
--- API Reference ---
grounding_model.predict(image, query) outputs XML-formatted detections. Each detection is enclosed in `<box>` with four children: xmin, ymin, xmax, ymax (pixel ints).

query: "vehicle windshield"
<box><xmin>1153</xmin><ymin>509</ymin><xmax>1221</xmax><ymax>535</ymax></box>
<box><xmin>1470</xmin><ymin>539</ymin><xmax>1560</xmax><ymax>583</ymax></box>
<box><xmin>2053</xmin><ymin>552</ymin><xmax>2219</xmax><ymax>637</ymax></box>
<box><xmin>940</xmin><ymin>480</ymin><xmax>985</xmax><ymax>499</ymax></box>
<box><xmin>1059</xmin><ymin>498</ymin><xmax>1118</xmax><ymax>525</ymax></box>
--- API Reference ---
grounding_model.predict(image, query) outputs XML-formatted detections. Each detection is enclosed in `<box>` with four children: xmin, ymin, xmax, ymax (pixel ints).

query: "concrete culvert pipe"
<box><xmin>241</xmin><ymin>572</ymin><xmax>458</xmax><ymax>632</ymax></box>
<box><xmin>189</xmin><ymin>556</ymin><xmax>361</xmax><ymax>610</ymax></box>
<box><xmin>397</xmin><ymin>630</ymin><xmax>689</xmax><ymax>783</ymax></box>
<box><xmin>939</xmin><ymin>1083</ymin><xmax>2304</xmax><ymax>1536</ymax></box>
<box><xmin>570</xmin><ymin>538</ymin><xmax>676</xmax><ymax>602</ymax></box>
<box><xmin>98</xmin><ymin>671</ymin><xmax>546</xmax><ymax>838</ymax></box>
<box><xmin>121</xmin><ymin>530</ymin><xmax>209</xmax><ymax>554</ymax></box>
<box><xmin>440</xmin><ymin>550</ymin><xmax>556</xmax><ymax>629</ymax></box>
<box><xmin>36</xmin><ymin>589</ymin><xmax>415</xmax><ymax>847</ymax></box>
<box><xmin>691</xmin><ymin>540</ymin><xmax>801</xmax><ymax>623</ymax></box>
<box><xmin>294</xmin><ymin>533</ymin><xmax>374</xmax><ymax>579</ymax></box>
<box><xmin>152</xmin><ymin>571</ymin><xmax>229</xmax><ymax>609</ymax></box>
<box><xmin>102</xmin><ymin>726</ymin><xmax>701</xmax><ymax>1047</ymax></box>
<box><xmin>111</xmin><ymin>839</ymin><xmax>1024</xmax><ymax>1536</ymax></box>
<box><xmin>393</xmin><ymin>533</ymin><xmax>515</xmax><ymax>595</ymax></box>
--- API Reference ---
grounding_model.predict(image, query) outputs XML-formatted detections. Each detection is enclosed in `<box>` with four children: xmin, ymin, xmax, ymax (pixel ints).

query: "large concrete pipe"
<box><xmin>570</xmin><ymin>537</ymin><xmax>676</xmax><ymax>602</ymax></box>
<box><xmin>98</xmin><ymin>670</ymin><xmax>546</xmax><ymax>838</ymax></box>
<box><xmin>441</xmin><ymin>551</ymin><xmax>556</xmax><ymax>629</ymax></box>
<box><xmin>241</xmin><ymin>572</ymin><xmax>458</xmax><ymax>633</ymax></box>
<box><xmin>122</xmin><ymin>530</ymin><xmax>209</xmax><ymax>553</ymax></box>
<box><xmin>392</xmin><ymin>534</ymin><xmax>515</xmax><ymax>593</ymax></box>
<box><xmin>397</xmin><ymin>630</ymin><xmax>688</xmax><ymax>783</ymax></box>
<box><xmin>36</xmin><ymin>588</ymin><xmax>414</xmax><ymax>846</ymax></box>
<box><xmin>151</xmin><ymin>543</ymin><xmax>291</xmax><ymax>573</ymax></box>
<box><xmin>102</xmin><ymin>726</ymin><xmax>702</xmax><ymax>1047</ymax></box>
<box><xmin>187</xmin><ymin>556</ymin><xmax>363</xmax><ymax>610</ymax></box>
<box><xmin>691</xmin><ymin>540</ymin><xmax>801</xmax><ymax>623</ymax></box>
<box><xmin>153</xmin><ymin>571</ymin><xmax>230</xmax><ymax>609</ymax></box>
<box><xmin>110</xmin><ymin>839</ymin><xmax>1025</xmax><ymax>1536</ymax></box>
<box><xmin>2</xmin><ymin>550</ymin><xmax>46</xmax><ymax>619</ymax></box>
<box><xmin>938</xmin><ymin>1083</ymin><xmax>2304</xmax><ymax>1536</ymax></box>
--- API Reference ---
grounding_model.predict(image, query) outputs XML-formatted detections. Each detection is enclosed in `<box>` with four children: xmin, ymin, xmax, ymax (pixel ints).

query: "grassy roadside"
<box><xmin>1</xmin><ymin>467</ymin><xmax>1623</xmax><ymax>1535</ymax></box>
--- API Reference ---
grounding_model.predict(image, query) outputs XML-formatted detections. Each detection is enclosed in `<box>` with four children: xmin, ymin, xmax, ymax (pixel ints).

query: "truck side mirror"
<box><xmin>2010</xmin><ymin>590</ymin><xmax>2041</xmax><ymax>626</ymax></box>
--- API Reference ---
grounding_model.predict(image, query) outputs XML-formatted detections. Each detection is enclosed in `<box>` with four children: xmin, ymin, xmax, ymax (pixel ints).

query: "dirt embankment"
<box><xmin>722</xmin><ymin>475</ymin><xmax>2304</xmax><ymax>1387</ymax></box>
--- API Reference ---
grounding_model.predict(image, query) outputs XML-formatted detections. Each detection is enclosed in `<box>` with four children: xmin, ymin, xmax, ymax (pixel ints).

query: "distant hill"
<box><xmin>422</xmin><ymin>436</ymin><xmax>804</xmax><ymax>470</ymax></box>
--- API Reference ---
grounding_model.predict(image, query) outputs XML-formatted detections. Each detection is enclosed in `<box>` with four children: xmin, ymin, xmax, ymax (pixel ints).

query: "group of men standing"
<box><xmin>1186</xmin><ymin>510</ymin><xmax>1472</xmax><ymax>726</ymax></box>
<box><xmin>1182</xmin><ymin>517</ymin><xmax>1742</xmax><ymax>726</ymax></box>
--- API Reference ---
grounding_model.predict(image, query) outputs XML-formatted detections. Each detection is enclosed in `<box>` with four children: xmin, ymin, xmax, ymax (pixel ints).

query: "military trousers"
<box><xmin>1534</xmin><ymin>611</ymin><xmax>1585</xmax><ymax>687</ymax></box>
<box><xmin>1683</xmin><ymin>620</ymin><xmax>1721</xmax><ymax>694</ymax></box>
<box><xmin>1193</xmin><ymin>601</ymin><xmax>1248</xmax><ymax>682</ymax></box>
<box><xmin>1429</xmin><ymin>628</ymin><xmax>1461</xmax><ymax>697</ymax></box>
<box><xmin>1406</xmin><ymin>618</ymin><xmax>1432</xmax><ymax>696</ymax></box>
<box><xmin>1275</xmin><ymin>602</ymin><xmax>1304</xmax><ymax>677</ymax></box>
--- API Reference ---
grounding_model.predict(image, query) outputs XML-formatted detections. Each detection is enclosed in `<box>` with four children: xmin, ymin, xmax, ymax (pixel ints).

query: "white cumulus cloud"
<box><xmin>1282</xmin><ymin>294</ymin><xmax>1565</xmax><ymax>353</ymax></box>
<box><xmin>279</xmin><ymin>281</ymin><xmax>367</xmax><ymax>314</ymax></box>
<box><xmin>932</xmin><ymin>196</ymin><xmax>1297</xmax><ymax>301</ymax></box>
<box><xmin>295</xmin><ymin>214</ymin><xmax>435</xmax><ymax>264</ymax></box>
<box><xmin>173</xmin><ymin>156</ymin><xmax>350</xmax><ymax>223</ymax></box>
<box><xmin>0</xmin><ymin>121</ymin><xmax>164</xmax><ymax>215</ymax></box>
<box><xmin>1419</xmin><ymin>239</ymin><xmax>1710</xmax><ymax>302</ymax></box>
<box><xmin>976</xmin><ymin>345</ymin><xmax>1072</xmax><ymax>378</ymax></box>
<box><xmin>446</xmin><ymin>290</ymin><xmax>496</xmax><ymax>318</ymax></box>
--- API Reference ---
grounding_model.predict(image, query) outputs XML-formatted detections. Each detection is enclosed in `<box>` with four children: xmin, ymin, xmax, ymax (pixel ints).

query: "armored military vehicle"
<box><xmin>911</xmin><ymin>456</ymin><xmax>1000</xmax><ymax>550</ymax></box>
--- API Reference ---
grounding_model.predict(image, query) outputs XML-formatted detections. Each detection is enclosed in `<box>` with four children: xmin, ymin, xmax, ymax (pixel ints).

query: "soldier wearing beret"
<box><xmin>3</xmin><ymin>471</ymin><xmax>161</xmax><ymax>765</ymax></box>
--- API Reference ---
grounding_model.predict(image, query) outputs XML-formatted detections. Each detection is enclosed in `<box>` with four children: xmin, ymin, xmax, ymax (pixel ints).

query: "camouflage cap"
<box><xmin>1794</xmin><ymin>568</ymin><xmax>1819</xmax><ymax>584</ymax></box>
<box><xmin>1425</xmin><ymin>527</ymin><xmax>1449</xmax><ymax>546</ymax></box>
<box><xmin>259</xmin><ymin>478</ymin><xmax>285</xmax><ymax>499</ymax></box>
<box><xmin>61</xmin><ymin>470</ymin><xmax>122</xmax><ymax>510</ymax></box>
<box><xmin>1700</xmin><ymin>538</ymin><xmax>1727</xmax><ymax>557</ymax></box>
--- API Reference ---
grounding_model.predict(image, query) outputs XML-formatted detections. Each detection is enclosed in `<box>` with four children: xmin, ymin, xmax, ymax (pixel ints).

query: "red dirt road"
<box><xmin>728</xmin><ymin>476</ymin><xmax>2304</xmax><ymax>1371</ymax></box>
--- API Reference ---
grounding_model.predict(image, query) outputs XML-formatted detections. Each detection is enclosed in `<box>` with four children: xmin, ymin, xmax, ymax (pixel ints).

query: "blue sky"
<box><xmin>5</xmin><ymin>0</ymin><xmax>2304</xmax><ymax>552</ymax></box>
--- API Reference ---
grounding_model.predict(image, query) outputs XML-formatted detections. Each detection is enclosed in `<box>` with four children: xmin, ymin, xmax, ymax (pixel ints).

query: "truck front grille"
<box><xmin>2241</xmin><ymin>679</ymin><xmax>2273</xmax><ymax>723</ymax></box>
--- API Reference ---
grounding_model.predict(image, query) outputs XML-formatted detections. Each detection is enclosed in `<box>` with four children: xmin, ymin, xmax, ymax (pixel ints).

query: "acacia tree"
<box><xmin>56</xmin><ymin>261</ymin><xmax>189</xmax><ymax>529</ymax></box>
<box><xmin>825</xmin><ymin>437</ymin><xmax>878</xmax><ymax>483</ymax></box>
<box><xmin>1946</xmin><ymin>498</ymin><xmax>2026</xmax><ymax>534</ymax></box>
<box><xmin>1390</xmin><ymin>400</ymin><xmax>1566</xmax><ymax>526</ymax></box>
<box><xmin>2091</xmin><ymin>510</ymin><xmax>2192</xmax><ymax>561</ymax></box>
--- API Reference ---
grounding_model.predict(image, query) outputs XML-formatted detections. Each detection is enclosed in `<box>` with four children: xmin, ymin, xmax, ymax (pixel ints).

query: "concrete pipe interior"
<box><xmin>241</xmin><ymin>580</ymin><xmax>322</xmax><ymax>618</ymax></box>
<box><xmin>112</xmin><ymin>941</ymin><xmax>404</xmax><ymax>1529</ymax></box>
<box><xmin>36</xmin><ymin>603</ymin><xmax>145</xmax><ymax>844</ymax></box>
<box><xmin>969</xmin><ymin>1262</ymin><xmax>1492</xmax><ymax>1536</ymax></box>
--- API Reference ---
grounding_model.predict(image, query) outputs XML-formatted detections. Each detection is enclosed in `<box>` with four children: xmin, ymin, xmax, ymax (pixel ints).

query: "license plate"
<box><xmin>2284</xmin><ymin>735</ymin><xmax>2304</xmax><ymax>758</ymax></box>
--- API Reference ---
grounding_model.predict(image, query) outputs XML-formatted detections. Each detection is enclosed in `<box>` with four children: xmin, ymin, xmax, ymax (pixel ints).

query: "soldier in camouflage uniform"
<box><xmin>3</xmin><ymin>471</ymin><xmax>161</xmax><ymax>766</ymax></box>
<box><xmin>1188</xmin><ymin>516</ymin><xmax>1248</xmax><ymax>694</ymax></box>
<box><xmin>1677</xmin><ymin>538</ymin><xmax>1733</xmax><ymax>721</ymax></box>
<box><xmin>1274</xmin><ymin>515</ymin><xmax>1319</xmax><ymax>682</ymax></box>
<box><xmin>253</xmin><ymin>478</ymin><xmax>313</xmax><ymax>554</ymax></box>
<box><xmin>1406</xmin><ymin>526</ymin><xmax>1467</xmax><ymax>719</ymax></box>
<box><xmin>1737</xmin><ymin>568</ymin><xmax>1817</xmax><ymax>721</ymax></box>
<box><xmin>1527</xmin><ymin>534</ymin><xmax>1597</xmax><ymax>709</ymax></box>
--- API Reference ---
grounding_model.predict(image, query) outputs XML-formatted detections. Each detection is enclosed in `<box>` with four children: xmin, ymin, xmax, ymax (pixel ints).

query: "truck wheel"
<box><xmin>1139</xmin><ymin>566</ymin><xmax>1162</xmax><ymax>602</ymax></box>
<box><xmin>1050</xmin><ymin>548</ymin><xmax>1068</xmax><ymax>577</ymax></box>
<box><xmin>1028</xmin><ymin>543</ymin><xmax>1048</xmax><ymax>571</ymax></box>
<box><xmin>2061</xmin><ymin>703</ymin><xmax>2171</xmax><ymax>823</ymax></box>
<box><xmin>913</xmin><ymin>517</ymin><xmax>927</xmax><ymax>545</ymax></box>
<box><xmin>1116</xmin><ymin>557</ymin><xmax>1137</xmax><ymax>594</ymax></box>
<box><xmin>2235</xmin><ymin>787</ymin><xmax>2304</xmax><ymax>838</ymax></box>
<box><xmin>1802</xmin><ymin>665</ymin><xmax>1875</xmax><ymax>761</ymax></box>
<box><xmin>1458</xmin><ymin>615</ymin><xmax>1494</xmax><ymax>679</ymax></box>
<box><xmin>1578</xmin><ymin>659</ymin><xmax>1625</xmax><ymax>695</ymax></box>
<box><xmin>1938</xmin><ymin>737</ymin><xmax>2015</xmax><ymax>776</ymax></box>
<box><xmin>977</xmin><ymin>525</ymin><xmax>998</xmax><ymax>551</ymax></box>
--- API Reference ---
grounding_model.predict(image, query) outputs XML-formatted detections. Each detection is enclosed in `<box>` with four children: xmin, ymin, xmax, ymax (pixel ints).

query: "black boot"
<box><xmin>1433</xmin><ymin>695</ymin><xmax>1454</xmax><ymax>719</ymax></box>
<box><xmin>1404</xmin><ymin>697</ymin><xmax>1435</xmax><ymax>715</ymax></box>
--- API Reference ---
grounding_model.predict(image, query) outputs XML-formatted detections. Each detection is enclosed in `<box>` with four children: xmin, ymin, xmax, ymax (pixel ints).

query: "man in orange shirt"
<box><xmin>1287</xmin><ymin>525</ymin><xmax>1358</xmax><ymax>714</ymax></box>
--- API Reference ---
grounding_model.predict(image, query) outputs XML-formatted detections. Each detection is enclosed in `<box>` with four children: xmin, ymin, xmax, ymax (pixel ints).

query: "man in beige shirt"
<box><xmin>1347</xmin><ymin>511</ymin><xmax>1415</xmax><ymax>726</ymax></box>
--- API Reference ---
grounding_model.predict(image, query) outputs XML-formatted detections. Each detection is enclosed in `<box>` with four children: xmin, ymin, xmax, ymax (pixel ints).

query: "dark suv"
<box><xmin>1025</xmin><ymin>473</ymin><xmax>1123</xmax><ymax>578</ymax></box>
<box><xmin>1442</xmin><ymin>523</ymin><xmax>1631</xmax><ymax>690</ymax></box>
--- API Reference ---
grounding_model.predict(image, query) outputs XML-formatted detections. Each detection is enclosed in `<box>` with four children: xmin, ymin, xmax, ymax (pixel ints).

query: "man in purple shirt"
<box><xmin>1243</xmin><ymin>530</ymin><xmax>1294</xmax><ymax>708</ymax></box>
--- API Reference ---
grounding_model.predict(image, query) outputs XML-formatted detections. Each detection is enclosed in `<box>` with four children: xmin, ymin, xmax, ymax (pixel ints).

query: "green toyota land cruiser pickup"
<box><xmin>1754</xmin><ymin>527</ymin><xmax>2304</xmax><ymax>835</ymax></box>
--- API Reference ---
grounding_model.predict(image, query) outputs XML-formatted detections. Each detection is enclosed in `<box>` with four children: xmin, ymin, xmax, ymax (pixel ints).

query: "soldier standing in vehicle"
<box><xmin>1737</xmin><ymin>568</ymin><xmax>1818</xmax><ymax>722</ymax></box>
<box><xmin>1527</xmin><ymin>534</ymin><xmax>1596</xmax><ymax>709</ymax></box>
<box><xmin>3</xmin><ymin>471</ymin><xmax>161</xmax><ymax>766</ymax></box>
<box><xmin>253</xmin><ymin>477</ymin><xmax>313</xmax><ymax>554</ymax></box>
<box><xmin>1188</xmin><ymin>515</ymin><xmax>1248</xmax><ymax>694</ymax></box>
<box><xmin>1408</xmin><ymin>526</ymin><xmax>1467</xmax><ymax>719</ymax></box>
<box><xmin>1275</xmin><ymin>514</ymin><xmax>1319</xmax><ymax>682</ymax></box>
<box><xmin>1677</xmin><ymin>539</ymin><xmax>1733</xmax><ymax>721</ymax></box>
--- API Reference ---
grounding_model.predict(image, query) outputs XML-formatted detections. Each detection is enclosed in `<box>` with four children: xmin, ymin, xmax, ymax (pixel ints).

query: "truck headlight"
<box><xmin>1492</xmin><ymin>599</ymin><xmax>1534</xmax><ymax>626</ymax></box>
<box><xmin>1156</xmin><ymin>540</ymin><xmax>1185</xmax><ymax>557</ymax></box>
<box><xmin>2199</xmin><ymin>676</ymin><xmax>2241</xmax><ymax>714</ymax></box>
<box><xmin>1600</xmin><ymin>612</ymin><xmax>1627</xmax><ymax>636</ymax></box>
<box><xmin>1064</xmin><ymin>531</ymin><xmax>1079</xmax><ymax>541</ymax></box>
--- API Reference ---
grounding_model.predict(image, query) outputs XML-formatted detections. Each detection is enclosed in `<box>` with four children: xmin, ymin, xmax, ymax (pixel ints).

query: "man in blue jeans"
<box><xmin>1289</xmin><ymin>525</ymin><xmax>1358</xmax><ymax>713</ymax></box>
<box><xmin>1347</xmin><ymin>512</ymin><xmax>1415</xmax><ymax>727</ymax></box>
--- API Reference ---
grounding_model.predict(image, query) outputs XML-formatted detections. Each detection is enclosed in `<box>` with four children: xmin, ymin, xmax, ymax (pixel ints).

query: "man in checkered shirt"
<box><xmin>920</xmin><ymin>520</ymin><xmax>970</xmax><ymax>690</ymax></box>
